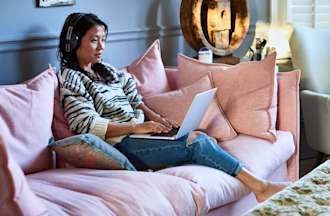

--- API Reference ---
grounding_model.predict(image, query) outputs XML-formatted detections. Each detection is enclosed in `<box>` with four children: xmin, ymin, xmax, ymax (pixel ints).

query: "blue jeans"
<box><xmin>115</xmin><ymin>132</ymin><xmax>242</xmax><ymax>176</ymax></box>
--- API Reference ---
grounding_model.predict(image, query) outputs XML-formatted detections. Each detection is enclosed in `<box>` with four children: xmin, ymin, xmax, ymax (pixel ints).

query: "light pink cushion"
<box><xmin>127</xmin><ymin>39</ymin><xmax>171</xmax><ymax>96</ymax></box>
<box><xmin>27</xmin><ymin>169</ymin><xmax>207</xmax><ymax>216</ymax></box>
<box><xmin>0</xmin><ymin>68</ymin><xmax>57</xmax><ymax>174</ymax></box>
<box><xmin>0</xmin><ymin>136</ymin><xmax>48</xmax><ymax>215</ymax></box>
<box><xmin>277</xmin><ymin>70</ymin><xmax>301</xmax><ymax>181</ymax></box>
<box><xmin>158</xmin><ymin>131</ymin><xmax>295</xmax><ymax>209</ymax></box>
<box><xmin>176</xmin><ymin>54</ymin><xmax>231</xmax><ymax>88</ymax></box>
<box><xmin>211</xmin><ymin>54</ymin><xmax>278</xmax><ymax>142</ymax></box>
<box><xmin>144</xmin><ymin>76</ymin><xmax>237</xmax><ymax>141</ymax></box>
<box><xmin>164</xmin><ymin>67</ymin><xmax>179</xmax><ymax>90</ymax></box>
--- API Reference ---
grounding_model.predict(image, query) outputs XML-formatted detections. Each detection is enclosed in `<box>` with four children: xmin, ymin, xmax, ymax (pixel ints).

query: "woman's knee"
<box><xmin>186</xmin><ymin>131</ymin><xmax>205</xmax><ymax>145</ymax></box>
<box><xmin>188</xmin><ymin>132</ymin><xmax>216</xmax><ymax>151</ymax></box>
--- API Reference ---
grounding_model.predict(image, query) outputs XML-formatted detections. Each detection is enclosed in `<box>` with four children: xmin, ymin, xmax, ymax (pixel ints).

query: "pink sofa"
<box><xmin>0</xmin><ymin>66</ymin><xmax>300</xmax><ymax>216</ymax></box>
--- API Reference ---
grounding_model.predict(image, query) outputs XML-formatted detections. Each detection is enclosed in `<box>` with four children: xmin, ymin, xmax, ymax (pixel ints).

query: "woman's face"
<box><xmin>76</xmin><ymin>25</ymin><xmax>106</xmax><ymax>67</ymax></box>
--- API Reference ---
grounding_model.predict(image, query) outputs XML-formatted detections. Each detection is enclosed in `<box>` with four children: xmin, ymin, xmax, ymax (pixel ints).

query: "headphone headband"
<box><xmin>65</xmin><ymin>13</ymin><xmax>86</xmax><ymax>52</ymax></box>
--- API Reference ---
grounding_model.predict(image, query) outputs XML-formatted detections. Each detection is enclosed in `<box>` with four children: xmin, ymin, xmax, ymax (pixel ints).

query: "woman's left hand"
<box><xmin>148</xmin><ymin>113</ymin><xmax>180</xmax><ymax>129</ymax></box>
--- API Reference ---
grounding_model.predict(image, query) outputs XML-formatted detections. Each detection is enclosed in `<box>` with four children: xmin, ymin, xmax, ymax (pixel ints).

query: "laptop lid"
<box><xmin>129</xmin><ymin>88</ymin><xmax>217</xmax><ymax>140</ymax></box>
<box><xmin>174</xmin><ymin>88</ymin><xmax>217</xmax><ymax>139</ymax></box>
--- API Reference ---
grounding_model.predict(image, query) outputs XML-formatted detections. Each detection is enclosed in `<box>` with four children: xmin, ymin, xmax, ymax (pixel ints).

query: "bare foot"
<box><xmin>255</xmin><ymin>182</ymin><xmax>289</xmax><ymax>202</ymax></box>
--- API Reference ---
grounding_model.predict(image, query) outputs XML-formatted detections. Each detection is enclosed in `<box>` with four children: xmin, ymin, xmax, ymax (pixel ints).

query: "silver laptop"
<box><xmin>129</xmin><ymin>88</ymin><xmax>217</xmax><ymax>140</ymax></box>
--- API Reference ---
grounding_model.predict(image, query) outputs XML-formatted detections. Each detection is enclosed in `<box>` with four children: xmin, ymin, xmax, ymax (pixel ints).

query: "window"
<box><xmin>271</xmin><ymin>0</ymin><xmax>330</xmax><ymax>28</ymax></box>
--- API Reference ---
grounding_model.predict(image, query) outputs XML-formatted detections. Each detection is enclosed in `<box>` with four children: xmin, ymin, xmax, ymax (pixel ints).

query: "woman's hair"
<box><xmin>58</xmin><ymin>13</ymin><xmax>114</xmax><ymax>82</ymax></box>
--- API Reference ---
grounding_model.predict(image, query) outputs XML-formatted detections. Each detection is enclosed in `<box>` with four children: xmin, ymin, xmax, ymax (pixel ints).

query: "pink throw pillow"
<box><xmin>0</xmin><ymin>136</ymin><xmax>48</xmax><ymax>215</ymax></box>
<box><xmin>176</xmin><ymin>54</ymin><xmax>231</xmax><ymax>88</ymax></box>
<box><xmin>0</xmin><ymin>68</ymin><xmax>57</xmax><ymax>174</ymax></box>
<box><xmin>127</xmin><ymin>39</ymin><xmax>171</xmax><ymax>96</ymax></box>
<box><xmin>144</xmin><ymin>76</ymin><xmax>237</xmax><ymax>141</ymax></box>
<box><xmin>210</xmin><ymin>53</ymin><xmax>278</xmax><ymax>142</ymax></box>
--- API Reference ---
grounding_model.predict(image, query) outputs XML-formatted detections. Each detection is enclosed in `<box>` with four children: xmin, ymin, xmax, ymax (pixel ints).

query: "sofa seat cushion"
<box><xmin>158</xmin><ymin>131</ymin><xmax>295</xmax><ymax>210</ymax></box>
<box><xmin>27</xmin><ymin>169</ymin><xmax>207</xmax><ymax>216</ymax></box>
<box><xmin>221</xmin><ymin>131</ymin><xmax>295</xmax><ymax>178</ymax></box>
<box><xmin>159</xmin><ymin>165</ymin><xmax>249</xmax><ymax>210</ymax></box>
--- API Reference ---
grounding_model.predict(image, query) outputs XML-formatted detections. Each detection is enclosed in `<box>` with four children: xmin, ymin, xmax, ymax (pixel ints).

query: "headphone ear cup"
<box><xmin>64</xmin><ymin>13</ymin><xmax>85</xmax><ymax>52</ymax></box>
<box><xmin>69</xmin><ymin>34</ymin><xmax>79</xmax><ymax>51</ymax></box>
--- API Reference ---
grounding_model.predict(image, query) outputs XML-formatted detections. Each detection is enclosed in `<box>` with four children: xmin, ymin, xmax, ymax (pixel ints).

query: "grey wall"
<box><xmin>0</xmin><ymin>0</ymin><xmax>269</xmax><ymax>84</ymax></box>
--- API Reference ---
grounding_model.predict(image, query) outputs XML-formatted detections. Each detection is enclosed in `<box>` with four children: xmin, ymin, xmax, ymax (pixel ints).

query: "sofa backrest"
<box><xmin>276</xmin><ymin>70</ymin><xmax>301</xmax><ymax>181</ymax></box>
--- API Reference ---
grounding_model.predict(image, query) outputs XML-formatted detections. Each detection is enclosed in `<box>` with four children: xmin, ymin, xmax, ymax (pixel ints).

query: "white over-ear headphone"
<box><xmin>65</xmin><ymin>13</ymin><xmax>86</xmax><ymax>53</ymax></box>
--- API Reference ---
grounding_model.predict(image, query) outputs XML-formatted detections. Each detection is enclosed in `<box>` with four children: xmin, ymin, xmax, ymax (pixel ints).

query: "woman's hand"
<box><xmin>138</xmin><ymin>102</ymin><xmax>180</xmax><ymax>130</ymax></box>
<box><xmin>133</xmin><ymin>121</ymin><xmax>171</xmax><ymax>134</ymax></box>
<box><xmin>148</xmin><ymin>113</ymin><xmax>180</xmax><ymax>129</ymax></box>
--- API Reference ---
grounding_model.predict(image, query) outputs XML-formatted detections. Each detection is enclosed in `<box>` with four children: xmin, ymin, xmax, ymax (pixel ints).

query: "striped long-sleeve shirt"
<box><xmin>57</xmin><ymin>63</ymin><xmax>144</xmax><ymax>143</ymax></box>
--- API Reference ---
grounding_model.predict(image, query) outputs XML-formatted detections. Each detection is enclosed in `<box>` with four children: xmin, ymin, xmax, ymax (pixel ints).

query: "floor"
<box><xmin>299</xmin><ymin>156</ymin><xmax>330</xmax><ymax>177</ymax></box>
<box><xmin>299</xmin><ymin>158</ymin><xmax>317</xmax><ymax>177</ymax></box>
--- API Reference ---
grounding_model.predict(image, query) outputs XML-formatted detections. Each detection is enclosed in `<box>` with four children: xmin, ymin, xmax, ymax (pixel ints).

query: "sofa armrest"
<box><xmin>277</xmin><ymin>70</ymin><xmax>301</xmax><ymax>181</ymax></box>
<box><xmin>301</xmin><ymin>90</ymin><xmax>330</xmax><ymax>154</ymax></box>
<box><xmin>0</xmin><ymin>136</ymin><xmax>48</xmax><ymax>215</ymax></box>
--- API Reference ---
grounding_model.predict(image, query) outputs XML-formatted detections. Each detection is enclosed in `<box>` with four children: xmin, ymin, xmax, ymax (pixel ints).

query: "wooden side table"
<box><xmin>213</xmin><ymin>55</ymin><xmax>240</xmax><ymax>65</ymax></box>
<box><xmin>193</xmin><ymin>55</ymin><xmax>240</xmax><ymax>65</ymax></box>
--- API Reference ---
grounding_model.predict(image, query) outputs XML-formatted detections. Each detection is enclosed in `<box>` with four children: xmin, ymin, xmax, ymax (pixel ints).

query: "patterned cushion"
<box><xmin>49</xmin><ymin>134</ymin><xmax>136</xmax><ymax>170</ymax></box>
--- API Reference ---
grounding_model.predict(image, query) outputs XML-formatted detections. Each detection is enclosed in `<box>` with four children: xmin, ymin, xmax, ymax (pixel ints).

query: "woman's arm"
<box><xmin>105</xmin><ymin>103</ymin><xmax>181</xmax><ymax>139</ymax></box>
<box><xmin>105</xmin><ymin>120</ymin><xmax>171</xmax><ymax>139</ymax></box>
<box><xmin>119</xmin><ymin>70</ymin><xmax>179</xmax><ymax>130</ymax></box>
<box><xmin>58</xmin><ymin>70</ymin><xmax>104</xmax><ymax>136</ymax></box>
<box><xmin>60</xmin><ymin>84</ymin><xmax>170</xmax><ymax>139</ymax></box>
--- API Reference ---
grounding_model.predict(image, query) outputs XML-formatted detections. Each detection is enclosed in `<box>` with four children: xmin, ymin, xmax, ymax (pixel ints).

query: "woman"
<box><xmin>57</xmin><ymin>12</ymin><xmax>287</xmax><ymax>202</ymax></box>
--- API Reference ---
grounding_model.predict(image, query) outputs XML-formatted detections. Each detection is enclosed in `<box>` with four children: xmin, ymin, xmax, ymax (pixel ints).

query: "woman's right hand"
<box><xmin>133</xmin><ymin>121</ymin><xmax>171</xmax><ymax>134</ymax></box>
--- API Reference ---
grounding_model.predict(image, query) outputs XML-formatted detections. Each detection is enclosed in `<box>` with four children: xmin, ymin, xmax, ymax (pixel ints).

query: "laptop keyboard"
<box><xmin>150</xmin><ymin>127</ymin><xmax>180</xmax><ymax>137</ymax></box>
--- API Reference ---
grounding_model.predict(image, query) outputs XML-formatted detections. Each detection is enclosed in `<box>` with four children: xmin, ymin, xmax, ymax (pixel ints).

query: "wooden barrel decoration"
<box><xmin>180</xmin><ymin>0</ymin><xmax>250</xmax><ymax>56</ymax></box>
